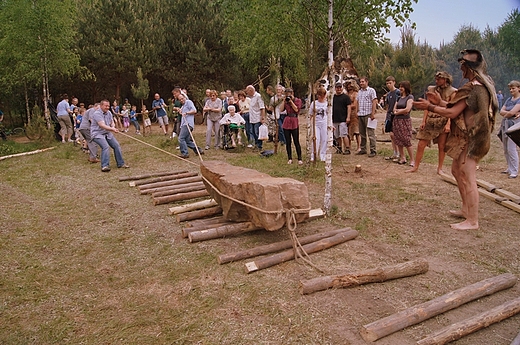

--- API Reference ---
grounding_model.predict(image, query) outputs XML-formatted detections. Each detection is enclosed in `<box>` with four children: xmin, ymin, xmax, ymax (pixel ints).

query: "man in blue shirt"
<box><xmin>56</xmin><ymin>94</ymin><xmax>74</xmax><ymax>143</ymax></box>
<box><xmin>178</xmin><ymin>94</ymin><xmax>203</xmax><ymax>158</ymax></box>
<box><xmin>152</xmin><ymin>93</ymin><xmax>169</xmax><ymax>135</ymax></box>
<box><xmin>90</xmin><ymin>99</ymin><xmax>129</xmax><ymax>172</ymax></box>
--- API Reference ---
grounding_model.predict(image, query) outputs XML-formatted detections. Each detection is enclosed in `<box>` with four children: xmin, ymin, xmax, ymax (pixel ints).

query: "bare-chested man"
<box><xmin>414</xmin><ymin>49</ymin><xmax>498</xmax><ymax>230</ymax></box>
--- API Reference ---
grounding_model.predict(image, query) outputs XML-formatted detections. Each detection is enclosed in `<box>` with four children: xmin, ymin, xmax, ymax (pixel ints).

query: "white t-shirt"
<box><xmin>308</xmin><ymin>100</ymin><xmax>328</xmax><ymax>124</ymax></box>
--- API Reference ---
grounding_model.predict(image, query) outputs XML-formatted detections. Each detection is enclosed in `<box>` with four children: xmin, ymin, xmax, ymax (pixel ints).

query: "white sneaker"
<box><xmin>171</xmin><ymin>132</ymin><xmax>177</xmax><ymax>138</ymax></box>
<box><xmin>176</xmin><ymin>146</ymin><xmax>180</xmax><ymax>150</ymax></box>
<box><xmin>205</xmin><ymin>146</ymin><xmax>210</xmax><ymax>150</ymax></box>
<box><xmin>247</xmin><ymin>144</ymin><xmax>253</xmax><ymax>148</ymax></box>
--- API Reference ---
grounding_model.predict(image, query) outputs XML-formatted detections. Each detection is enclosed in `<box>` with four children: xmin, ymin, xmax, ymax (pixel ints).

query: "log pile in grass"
<box><xmin>119</xmin><ymin>170</ymin><xmax>189</xmax><ymax>182</ymax></box>
<box><xmin>359</xmin><ymin>273</ymin><xmax>517</xmax><ymax>342</ymax></box>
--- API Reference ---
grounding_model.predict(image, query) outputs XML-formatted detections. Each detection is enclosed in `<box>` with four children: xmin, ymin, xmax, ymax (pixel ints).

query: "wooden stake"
<box><xmin>188</xmin><ymin>222</ymin><xmax>262</xmax><ymax>243</ymax></box>
<box><xmin>140</xmin><ymin>181</ymin><xmax>203</xmax><ymax>195</ymax></box>
<box><xmin>417</xmin><ymin>296</ymin><xmax>520</xmax><ymax>345</ymax></box>
<box><xmin>245</xmin><ymin>230</ymin><xmax>358</xmax><ymax>273</ymax></box>
<box><xmin>299</xmin><ymin>259</ymin><xmax>429</xmax><ymax>295</ymax></box>
<box><xmin>218</xmin><ymin>228</ymin><xmax>352</xmax><ymax>264</ymax></box>
<box><xmin>119</xmin><ymin>170</ymin><xmax>188</xmax><ymax>182</ymax></box>
<box><xmin>131</xmin><ymin>171</ymin><xmax>198</xmax><ymax>186</ymax></box>
<box><xmin>176</xmin><ymin>206</ymin><xmax>222</xmax><ymax>223</ymax></box>
<box><xmin>138</xmin><ymin>176</ymin><xmax>203</xmax><ymax>194</ymax></box>
<box><xmin>359</xmin><ymin>273</ymin><xmax>517</xmax><ymax>342</ymax></box>
<box><xmin>153</xmin><ymin>189</ymin><xmax>209</xmax><ymax>205</ymax></box>
<box><xmin>152</xmin><ymin>183</ymin><xmax>206</xmax><ymax>198</ymax></box>
<box><xmin>169</xmin><ymin>199</ymin><xmax>218</xmax><ymax>215</ymax></box>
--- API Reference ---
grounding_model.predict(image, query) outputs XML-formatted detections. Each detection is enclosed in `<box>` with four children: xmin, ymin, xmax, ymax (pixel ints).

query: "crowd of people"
<box><xmin>53</xmin><ymin>49</ymin><xmax>519</xmax><ymax>231</ymax></box>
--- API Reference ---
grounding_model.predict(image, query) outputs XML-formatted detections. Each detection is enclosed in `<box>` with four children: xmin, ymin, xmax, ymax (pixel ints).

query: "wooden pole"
<box><xmin>169</xmin><ymin>199</ymin><xmax>218</xmax><ymax>215</ymax></box>
<box><xmin>119</xmin><ymin>170</ymin><xmax>188</xmax><ymax>182</ymax></box>
<box><xmin>188</xmin><ymin>222</ymin><xmax>262</xmax><ymax>243</ymax></box>
<box><xmin>138</xmin><ymin>176</ymin><xmax>202</xmax><ymax>194</ymax></box>
<box><xmin>495</xmin><ymin>188</ymin><xmax>520</xmax><ymax>204</ymax></box>
<box><xmin>299</xmin><ymin>259</ymin><xmax>429</xmax><ymax>295</ymax></box>
<box><xmin>245</xmin><ymin>230</ymin><xmax>359</xmax><ymax>273</ymax></box>
<box><xmin>153</xmin><ymin>189</ymin><xmax>209</xmax><ymax>205</ymax></box>
<box><xmin>184</xmin><ymin>216</ymin><xmax>227</xmax><ymax>228</ymax></box>
<box><xmin>131</xmin><ymin>171</ymin><xmax>198</xmax><ymax>186</ymax></box>
<box><xmin>0</xmin><ymin>147</ymin><xmax>55</xmax><ymax>161</ymax></box>
<box><xmin>218</xmin><ymin>228</ymin><xmax>352</xmax><ymax>264</ymax></box>
<box><xmin>511</xmin><ymin>329</ymin><xmax>520</xmax><ymax>345</ymax></box>
<box><xmin>182</xmin><ymin>220</ymin><xmax>236</xmax><ymax>238</ymax></box>
<box><xmin>176</xmin><ymin>206</ymin><xmax>223</xmax><ymax>223</ymax></box>
<box><xmin>417</xmin><ymin>296</ymin><xmax>520</xmax><ymax>345</ymax></box>
<box><xmin>152</xmin><ymin>183</ymin><xmax>206</xmax><ymax>198</ymax></box>
<box><xmin>476</xmin><ymin>178</ymin><xmax>497</xmax><ymax>192</ymax></box>
<box><xmin>140</xmin><ymin>181</ymin><xmax>203</xmax><ymax>195</ymax></box>
<box><xmin>359</xmin><ymin>273</ymin><xmax>517</xmax><ymax>342</ymax></box>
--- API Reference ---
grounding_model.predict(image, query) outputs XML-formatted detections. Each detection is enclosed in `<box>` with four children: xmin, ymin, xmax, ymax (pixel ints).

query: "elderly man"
<box><xmin>245</xmin><ymin>85</ymin><xmax>266</xmax><ymax>149</ymax></box>
<box><xmin>414</xmin><ymin>49</ymin><xmax>498</xmax><ymax>230</ymax></box>
<box><xmin>91</xmin><ymin>100</ymin><xmax>129</xmax><ymax>172</ymax></box>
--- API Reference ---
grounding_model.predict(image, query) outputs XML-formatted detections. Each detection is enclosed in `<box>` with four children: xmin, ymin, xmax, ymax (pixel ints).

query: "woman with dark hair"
<box><xmin>392</xmin><ymin>81</ymin><xmax>414</xmax><ymax>166</ymax></box>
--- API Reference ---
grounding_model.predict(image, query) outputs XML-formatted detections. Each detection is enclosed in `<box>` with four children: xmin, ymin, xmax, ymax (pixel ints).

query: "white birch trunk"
<box><xmin>323</xmin><ymin>0</ymin><xmax>334</xmax><ymax>214</ymax></box>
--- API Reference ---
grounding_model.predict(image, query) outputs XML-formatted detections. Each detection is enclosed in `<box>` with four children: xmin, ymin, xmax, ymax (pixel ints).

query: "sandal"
<box><xmin>409</xmin><ymin>161</ymin><xmax>415</xmax><ymax>167</ymax></box>
<box><xmin>398</xmin><ymin>160</ymin><xmax>407</xmax><ymax>165</ymax></box>
<box><xmin>287</xmin><ymin>160</ymin><xmax>293</xmax><ymax>164</ymax></box>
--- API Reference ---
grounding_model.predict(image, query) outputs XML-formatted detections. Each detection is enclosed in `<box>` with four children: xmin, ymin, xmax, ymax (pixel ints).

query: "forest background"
<box><xmin>0</xmin><ymin>0</ymin><xmax>519</xmax><ymax>127</ymax></box>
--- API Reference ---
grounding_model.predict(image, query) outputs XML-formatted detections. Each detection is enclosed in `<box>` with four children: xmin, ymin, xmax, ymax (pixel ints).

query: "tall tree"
<box><xmin>0</xmin><ymin>0</ymin><xmax>80</xmax><ymax>124</ymax></box>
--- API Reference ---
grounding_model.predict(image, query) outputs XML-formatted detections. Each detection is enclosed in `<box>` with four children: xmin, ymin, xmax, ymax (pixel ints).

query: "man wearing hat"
<box><xmin>408</xmin><ymin>71</ymin><xmax>457</xmax><ymax>174</ymax></box>
<box><xmin>414</xmin><ymin>49</ymin><xmax>498</xmax><ymax>230</ymax></box>
<box><xmin>332</xmin><ymin>82</ymin><xmax>352</xmax><ymax>154</ymax></box>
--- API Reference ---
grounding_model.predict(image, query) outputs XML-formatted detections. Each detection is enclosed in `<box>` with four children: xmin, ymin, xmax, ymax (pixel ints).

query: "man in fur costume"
<box><xmin>414</xmin><ymin>49</ymin><xmax>498</xmax><ymax>230</ymax></box>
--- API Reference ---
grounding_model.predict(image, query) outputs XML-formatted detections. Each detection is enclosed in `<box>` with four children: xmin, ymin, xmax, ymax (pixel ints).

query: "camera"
<box><xmin>285</xmin><ymin>96</ymin><xmax>291</xmax><ymax>102</ymax></box>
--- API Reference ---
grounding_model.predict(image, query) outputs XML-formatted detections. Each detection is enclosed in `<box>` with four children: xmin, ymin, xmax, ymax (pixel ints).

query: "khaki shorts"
<box><xmin>158</xmin><ymin>115</ymin><xmax>169</xmax><ymax>126</ymax></box>
<box><xmin>333</xmin><ymin>122</ymin><xmax>348</xmax><ymax>137</ymax></box>
<box><xmin>144</xmin><ymin>118</ymin><xmax>151</xmax><ymax>127</ymax></box>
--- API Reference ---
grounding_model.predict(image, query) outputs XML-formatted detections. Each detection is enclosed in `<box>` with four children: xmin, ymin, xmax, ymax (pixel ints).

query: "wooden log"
<box><xmin>153</xmin><ymin>189</ymin><xmax>209</xmax><ymax>205</ymax></box>
<box><xmin>169</xmin><ymin>199</ymin><xmax>219</xmax><ymax>215</ymax></box>
<box><xmin>439</xmin><ymin>171</ymin><xmax>457</xmax><ymax>185</ymax></box>
<box><xmin>494</xmin><ymin>188</ymin><xmax>520</xmax><ymax>204</ymax></box>
<box><xmin>511</xmin><ymin>329</ymin><xmax>520</xmax><ymax>345</ymax></box>
<box><xmin>132</xmin><ymin>171</ymin><xmax>198</xmax><ymax>186</ymax></box>
<box><xmin>0</xmin><ymin>147</ymin><xmax>55</xmax><ymax>161</ymax></box>
<box><xmin>417</xmin><ymin>296</ymin><xmax>520</xmax><ymax>345</ymax></box>
<box><xmin>501</xmin><ymin>200</ymin><xmax>520</xmax><ymax>214</ymax></box>
<box><xmin>185</xmin><ymin>216</ymin><xmax>226</xmax><ymax>228</ymax></box>
<box><xmin>359</xmin><ymin>273</ymin><xmax>517</xmax><ymax>342</ymax></box>
<box><xmin>182</xmin><ymin>220</ymin><xmax>236</xmax><ymax>238</ymax></box>
<box><xmin>140</xmin><ymin>181</ymin><xmax>204</xmax><ymax>195</ymax></box>
<box><xmin>218</xmin><ymin>228</ymin><xmax>352</xmax><ymax>264</ymax></box>
<box><xmin>152</xmin><ymin>183</ymin><xmax>206</xmax><ymax>198</ymax></box>
<box><xmin>176</xmin><ymin>206</ymin><xmax>223</xmax><ymax>223</ymax></box>
<box><xmin>245</xmin><ymin>230</ymin><xmax>359</xmax><ymax>273</ymax></box>
<box><xmin>479</xmin><ymin>188</ymin><xmax>507</xmax><ymax>203</ymax></box>
<box><xmin>138</xmin><ymin>176</ymin><xmax>202</xmax><ymax>194</ymax></box>
<box><xmin>476</xmin><ymin>178</ymin><xmax>497</xmax><ymax>192</ymax></box>
<box><xmin>299</xmin><ymin>259</ymin><xmax>429</xmax><ymax>295</ymax></box>
<box><xmin>188</xmin><ymin>222</ymin><xmax>262</xmax><ymax>243</ymax></box>
<box><xmin>120</xmin><ymin>170</ymin><xmax>188</xmax><ymax>182</ymax></box>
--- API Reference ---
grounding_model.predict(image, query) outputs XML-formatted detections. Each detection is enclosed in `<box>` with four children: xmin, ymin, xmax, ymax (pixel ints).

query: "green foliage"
<box><xmin>131</xmin><ymin>68</ymin><xmax>150</xmax><ymax>106</ymax></box>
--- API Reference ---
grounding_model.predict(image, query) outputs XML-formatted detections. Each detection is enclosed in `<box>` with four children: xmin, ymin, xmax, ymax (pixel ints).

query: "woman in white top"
<box><xmin>308</xmin><ymin>87</ymin><xmax>329</xmax><ymax>161</ymax></box>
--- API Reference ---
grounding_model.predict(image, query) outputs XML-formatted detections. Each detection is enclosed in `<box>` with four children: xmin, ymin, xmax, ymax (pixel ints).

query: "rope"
<box><xmin>118</xmin><ymin>131</ymin><xmax>199</xmax><ymax>167</ymax></box>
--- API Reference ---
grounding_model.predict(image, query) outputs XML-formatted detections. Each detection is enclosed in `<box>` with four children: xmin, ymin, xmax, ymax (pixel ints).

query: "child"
<box><xmin>140</xmin><ymin>105</ymin><xmax>152</xmax><ymax>135</ymax></box>
<box><xmin>73</xmin><ymin>107</ymin><xmax>82</xmax><ymax>144</ymax></box>
<box><xmin>130</xmin><ymin>105</ymin><xmax>141</xmax><ymax>135</ymax></box>
<box><xmin>121</xmin><ymin>105</ymin><xmax>130</xmax><ymax>132</ymax></box>
<box><xmin>219</xmin><ymin>105</ymin><xmax>245</xmax><ymax>147</ymax></box>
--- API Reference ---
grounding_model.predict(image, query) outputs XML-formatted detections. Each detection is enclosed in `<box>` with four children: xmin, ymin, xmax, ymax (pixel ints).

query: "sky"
<box><xmin>385</xmin><ymin>0</ymin><xmax>520</xmax><ymax>47</ymax></box>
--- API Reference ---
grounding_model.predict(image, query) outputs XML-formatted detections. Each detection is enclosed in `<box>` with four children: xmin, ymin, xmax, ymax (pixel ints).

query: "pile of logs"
<box><xmin>120</xmin><ymin>170</ymin><xmax>212</xmax><ymax>207</ymax></box>
<box><xmin>359</xmin><ymin>273</ymin><xmax>519</xmax><ymax>343</ymax></box>
<box><xmin>439</xmin><ymin>172</ymin><xmax>520</xmax><ymax>213</ymax></box>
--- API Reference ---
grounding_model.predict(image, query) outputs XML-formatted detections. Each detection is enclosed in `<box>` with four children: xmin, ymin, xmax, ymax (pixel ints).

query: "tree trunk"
<box><xmin>219</xmin><ymin>228</ymin><xmax>352</xmax><ymax>264</ymax></box>
<box><xmin>169</xmin><ymin>199</ymin><xmax>219</xmax><ymax>215</ymax></box>
<box><xmin>153</xmin><ymin>189</ymin><xmax>209</xmax><ymax>205</ymax></box>
<box><xmin>175</xmin><ymin>206</ymin><xmax>223</xmax><ymax>223</ymax></box>
<box><xmin>132</xmin><ymin>171</ymin><xmax>198</xmax><ymax>186</ymax></box>
<box><xmin>188</xmin><ymin>222</ymin><xmax>261</xmax><ymax>243</ymax></box>
<box><xmin>417</xmin><ymin>296</ymin><xmax>520</xmax><ymax>345</ymax></box>
<box><xmin>323</xmin><ymin>0</ymin><xmax>334</xmax><ymax>214</ymax></box>
<box><xmin>300</xmin><ymin>259</ymin><xmax>428</xmax><ymax>295</ymax></box>
<box><xmin>119</xmin><ymin>170</ymin><xmax>189</xmax><ymax>182</ymax></box>
<box><xmin>360</xmin><ymin>273</ymin><xmax>517</xmax><ymax>342</ymax></box>
<box><xmin>245</xmin><ymin>230</ymin><xmax>358</xmax><ymax>273</ymax></box>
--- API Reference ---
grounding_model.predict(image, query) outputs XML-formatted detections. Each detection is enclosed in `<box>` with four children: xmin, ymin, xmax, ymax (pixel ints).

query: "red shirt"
<box><xmin>282</xmin><ymin>97</ymin><xmax>301</xmax><ymax>130</ymax></box>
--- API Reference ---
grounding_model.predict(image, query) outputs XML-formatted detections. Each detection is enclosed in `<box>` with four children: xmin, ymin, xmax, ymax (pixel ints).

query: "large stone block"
<box><xmin>200</xmin><ymin>161</ymin><xmax>310</xmax><ymax>231</ymax></box>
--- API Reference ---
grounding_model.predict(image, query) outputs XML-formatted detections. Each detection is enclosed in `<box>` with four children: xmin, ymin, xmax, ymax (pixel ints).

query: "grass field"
<box><xmin>1</xmin><ymin>111</ymin><xmax>520</xmax><ymax>345</ymax></box>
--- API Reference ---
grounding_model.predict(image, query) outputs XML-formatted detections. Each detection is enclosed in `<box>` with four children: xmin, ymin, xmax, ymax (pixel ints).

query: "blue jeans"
<box><xmin>179</xmin><ymin>124</ymin><xmax>201</xmax><ymax>156</ymax></box>
<box><xmin>277</xmin><ymin>116</ymin><xmax>286</xmax><ymax>144</ymax></box>
<box><xmin>242</xmin><ymin>112</ymin><xmax>253</xmax><ymax>142</ymax></box>
<box><xmin>252</xmin><ymin>122</ymin><xmax>262</xmax><ymax>149</ymax></box>
<box><xmin>130</xmin><ymin>119</ymin><xmax>140</xmax><ymax>131</ymax></box>
<box><xmin>93</xmin><ymin>134</ymin><xmax>125</xmax><ymax>168</ymax></box>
